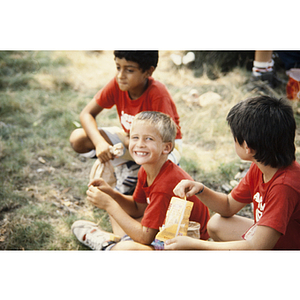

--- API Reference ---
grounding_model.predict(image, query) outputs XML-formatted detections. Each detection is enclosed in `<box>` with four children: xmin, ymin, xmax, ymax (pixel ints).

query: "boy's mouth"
<box><xmin>118</xmin><ymin>80</ymin><xmax>127</xmax><ymax>86</ymax></box>
<box><xmin>134</xmin><ymin>151</ymin><xmax>148</xmax><ymax>156</ymax></box>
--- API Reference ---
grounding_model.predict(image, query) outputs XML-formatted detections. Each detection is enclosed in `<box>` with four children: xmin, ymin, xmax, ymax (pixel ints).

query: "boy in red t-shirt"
<box><xmin>165</xmin><ymin>95</ymin><xmax>300</xmax><ymax>250</ymax></box>
<box><xmin>71</xmin><ymin>111</ymin><xmax>209</xmax><ymax>250</ymax></box>
<box><xmin>69</xmin><ymin>51</ymin><xmax>182</xmax><ymax>195</ymax></box>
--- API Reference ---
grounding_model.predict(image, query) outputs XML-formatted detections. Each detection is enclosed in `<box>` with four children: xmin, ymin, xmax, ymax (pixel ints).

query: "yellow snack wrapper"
<box><xmin>155</xmin><ymin>197</ymin><xmax>194</xmax><ymax>242</ymax></box>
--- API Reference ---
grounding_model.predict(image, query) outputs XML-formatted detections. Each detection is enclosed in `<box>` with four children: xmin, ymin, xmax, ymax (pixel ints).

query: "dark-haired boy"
<box><xmin>69</xmin><ymin>51</ymin><xmax>182</xmax><ymax>195</ymax></box>
<box><xmin>166</xmin><ymin>95</ymin><xmax>300</xmax><ymax>250</ymax></box>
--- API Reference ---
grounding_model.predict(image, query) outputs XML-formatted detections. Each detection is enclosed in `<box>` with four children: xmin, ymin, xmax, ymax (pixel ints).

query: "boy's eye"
<box><xmin>146</xmin><ymin>137</ymin><xmax>153</xmax><ymax>141</ymax></box>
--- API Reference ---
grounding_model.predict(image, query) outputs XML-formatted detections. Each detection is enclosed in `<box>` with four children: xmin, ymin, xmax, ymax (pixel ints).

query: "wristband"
<box><xmin>196</xmin><ymin>184</ymin><xmax>205</xmax><ymax>195</ymax></box>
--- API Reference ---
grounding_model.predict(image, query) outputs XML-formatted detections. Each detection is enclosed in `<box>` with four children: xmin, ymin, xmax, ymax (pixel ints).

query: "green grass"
<box><xmin>0</xmin><ymin>50</ymin><xmax>298</xmax><ymax>250</ymax></box>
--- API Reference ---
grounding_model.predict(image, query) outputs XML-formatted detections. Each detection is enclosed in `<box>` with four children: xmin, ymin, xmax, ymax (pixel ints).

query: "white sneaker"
<box><xmin>71</xmin><ymin>220</ymin><xmax>120</xmax><ymax>250</ymax></box>
<box><xmin>80</xmin><ymin>150</ymin><xmax>96</xmax><ymax>158</ymax></box>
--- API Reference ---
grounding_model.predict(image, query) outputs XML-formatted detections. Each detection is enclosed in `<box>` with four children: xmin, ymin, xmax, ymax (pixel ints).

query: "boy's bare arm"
<box><xmin>106</xmin><ymin>202</ymin><xmax>158</xmax><ymax>245</ymax></box>
<box><xmin>88</xmin><ymin>178</ymin><xmax>145</xmax><ymax>218</ymax></box>
<box><xmin>80</xmin><ymin>98</ymin><xmax>113</xmax><ymax>162</ymax></box>
<box><xmin>86</xmin><ymin>185</ymin><xmax>157</xmax><ymax>244</ymax></box>
<box><xmin>173</xmin><ymin>180</ymin><xmax>245</xmax><ymax>217</ymax></box>
<box><xmin>165</xmin><ymin>224</ymin><xmax>282</xmax><ymax>250</ymax></box>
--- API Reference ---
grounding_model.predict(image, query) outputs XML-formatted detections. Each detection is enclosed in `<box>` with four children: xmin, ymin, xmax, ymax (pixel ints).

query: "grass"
<box><xmin>0</xmin><ymin>50</ymin><xmax>299</xmax><ymax>250</ymax></box>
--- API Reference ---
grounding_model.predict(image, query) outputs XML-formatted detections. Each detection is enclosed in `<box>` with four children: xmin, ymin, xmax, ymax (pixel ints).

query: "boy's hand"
<box><xmin>86</xmin><ymin>185</ymin><xmax>112</xmax><ymax>210</ymax></box>
<box><xmin>95</xmin><ymin>142</ymin><xmax>114</xmax><ymax>163</ymax></box>
<box><xmin>164</xmin><ymin>236</ymin><xmax>198</xmax><ymax>250</ymax></box>
<box><xmin>173</xmin><ymin>180</ymin><xmax>204</xmax><ymax>198</ymax></box>
<box><xmin>88</xmin><ymin>178</ymin><xmax>112</xmax><ymax>194</ymax></box>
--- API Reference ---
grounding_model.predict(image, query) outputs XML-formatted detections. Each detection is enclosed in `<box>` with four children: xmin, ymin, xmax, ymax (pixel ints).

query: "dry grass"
<box><xmin>0</xmin><ymin>50</ymin><xmax>299</xmax><ymax>250</ymax></box>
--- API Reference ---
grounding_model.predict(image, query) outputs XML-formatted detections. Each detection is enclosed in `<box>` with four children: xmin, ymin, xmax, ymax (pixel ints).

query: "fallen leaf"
<box><xmin>62</xmin><ymin>200</ymin><xmax>72</xmax><ymax>207</ymax></box>
<box><xmin>38</xmin><ymin>157</ymin><xmax>46</xmax><ymax>164</ymax></box>
<box><xmin>62</xmin><ymin>187</ymin><xmax>71</xmax><ymax>194</ymax></box>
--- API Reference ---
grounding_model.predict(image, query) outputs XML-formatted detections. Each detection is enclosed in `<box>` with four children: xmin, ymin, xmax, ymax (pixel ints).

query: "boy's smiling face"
<box><xmin>129</xmin><ymin>121</ymin><xmax>171</xmax><ymax>166</ymax></box>
<box><xmin>115</xmin><ymin>57</ymin><xmax>152</xmax><ymax>100</ymax></box>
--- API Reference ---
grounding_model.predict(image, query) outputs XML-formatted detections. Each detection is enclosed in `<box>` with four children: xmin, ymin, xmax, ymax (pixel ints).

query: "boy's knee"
<box><xmin>69</xmin><ymin>129</ymin><xmax>80</xmax><ymax>150</ymax></box>
<box><xmin>69</xmin><ymin>128</ymin><xmax>89</xmax><ymax>152</ymax></box>
<box><xmin>207</xmin><ymin>213</ymin><xmax>223</xmax><ymax>241</ymax></box>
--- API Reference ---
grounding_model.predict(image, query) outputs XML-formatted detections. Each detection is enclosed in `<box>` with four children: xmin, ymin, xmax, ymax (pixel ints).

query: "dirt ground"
<box><xmin>2</xmin><ymin>50</ymin><xmax>299</xmax><ymax>250</ymax></box>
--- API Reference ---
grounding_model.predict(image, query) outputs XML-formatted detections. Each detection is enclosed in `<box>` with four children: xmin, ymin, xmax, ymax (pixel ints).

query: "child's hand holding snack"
<box><xmin>173</xmin><ymin>180</ymin><xmax>204</xmax><ymax>198</ymax></box>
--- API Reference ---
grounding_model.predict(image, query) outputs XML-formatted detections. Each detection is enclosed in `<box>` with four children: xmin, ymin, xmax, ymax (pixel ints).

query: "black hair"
<box><xmin>113</xmin><ymin>51</ymin><xmax>159</xmax><ymax>72</ymax></box>
<box><xmin>226</xmin><ymin>95</ymin><xmax>296</xmax><ymax>168</ymax></box>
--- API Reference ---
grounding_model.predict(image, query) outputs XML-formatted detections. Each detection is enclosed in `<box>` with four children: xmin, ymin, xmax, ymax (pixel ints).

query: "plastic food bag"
<box><xmin>155</xmin><ymin>196</ymin><xmax>194</xmax><ymax>242</ymax></box>
<box><xmin>187</xmin><ymin>221</ymin><xmax>201</xmax><ymax>239</ymax></box>
<box><xmin>89</xmin><ymin>143</ymin><xmax>124</xmax><ymax>187</ymax></box>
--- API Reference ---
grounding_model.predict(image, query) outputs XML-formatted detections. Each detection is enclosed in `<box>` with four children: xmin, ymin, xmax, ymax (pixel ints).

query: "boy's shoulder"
<box><xmin>158</xmin><ymin>160</ymin><xmax>192</xmax><ymax>181</ymax></box>
<box><xmin>278</xmin><ymin>160</ymin><xmax>300</xmax><ymax>176</ymax></box>
<box><xmin>278</xmin><ymin>160</ymin><xmax>300</xmax><ymax>186</ymax></box>
<box><xmin>147</xmin><ymin>77</ymin><xmax>169</xmax><ymax>92</ymax></box>
<box><xmin>142</xmin><ymin>78</ymin><xmax>172</xmax><ymax>102</ymax></box>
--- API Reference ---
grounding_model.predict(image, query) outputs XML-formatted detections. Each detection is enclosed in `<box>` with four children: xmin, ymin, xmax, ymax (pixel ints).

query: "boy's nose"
<box><xmin>117</xmin><ymin>69</ymin><xmax>125</xmax><ymax>79</ymax></box>
<box><xmin>136</xmin><ymin>139</ymin><xmax>145</xmax><ymax>147</ymax></box>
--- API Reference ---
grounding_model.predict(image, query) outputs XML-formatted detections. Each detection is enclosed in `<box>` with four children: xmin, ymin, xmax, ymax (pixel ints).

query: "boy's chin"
<box><xmin>133</xmin><ymin>158</ymin><xmax>146</xmax><ymax>165</ymax></box>
<box><xmin>117</xmin><ymin>83</ymin><xmax>128</xmax><ymax>91</ymax></box>
<box><xmin>132</xmin><ymin>156</ymin><xmax>149</xmax><ymax>165</ymax></box>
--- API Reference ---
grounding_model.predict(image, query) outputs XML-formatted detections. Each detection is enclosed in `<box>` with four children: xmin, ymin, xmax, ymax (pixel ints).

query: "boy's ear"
<box><xmin>145</xmin><ymin>66</ymin><xmax>155</xmax><ymax>77</ymax></box>
<box><xmin>244</xmin><ymin>141</ymin><xmax>255</xmax><ymax>155</ymax></box>
<box><xmin>162</xmin><ymin>142</ymin><xmax>173</xmax><ymax>154</ymax></box>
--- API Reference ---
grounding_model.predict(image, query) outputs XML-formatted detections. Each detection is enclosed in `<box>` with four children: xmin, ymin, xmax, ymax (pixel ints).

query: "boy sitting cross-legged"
<box><xmin>165</xmin><ymin>95</ymin><xmax>300</xmax><ymax>250</ymax></box>
<box><xmin>71</xmin><ymin>111</ymin><xmax>210</xmax><ymax>250</ymax></box>
<box><xmin>69</xmin><ymin>51</ymin><xmax>182</xmax><ymax>195</ymax></box>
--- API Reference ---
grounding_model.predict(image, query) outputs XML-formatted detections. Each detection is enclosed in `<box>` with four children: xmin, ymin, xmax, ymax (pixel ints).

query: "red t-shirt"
<box><xmin>133</xmin><ymin>160</ymin><xmax>210</xmax><ymax>240</ymax></box>
<box><xmin>231</xmin><ymin>161</ymin><xmax>300</xmax><ymax>249</ymax></box>
<box><xmin>94</xmin><ymin>77</ymin><xmax>182</xmax><ymax>139</ymax></box>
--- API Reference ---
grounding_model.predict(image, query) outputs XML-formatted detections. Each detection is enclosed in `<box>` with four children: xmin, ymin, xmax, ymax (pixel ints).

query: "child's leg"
<box><xmin>254</xmin><ymin>50</ymin><xmax>273</xmax><ymax>63</ymax></box>
<box><xmin>110</xmin><ymin>241</ymin><xmax>154</xmax><ymax>250</ymax></box>
<box><xmin>109</xmin><ymin>215</ymin><xmax>143</xmax><ymax>237</ymax></box>
<box><xmin>106</xmin><ymin>216</ymin><xmax>155</xmax><ymax>250</ymax></box>
<box><xmin>207</xmin><ymin>213</ymin><xmax>254</xmax><ymax>241</ymax></box>
<box><xmin>69</xmin><ymin>127</ymin><xmax>113</xmax><ymax>154</ymax></box>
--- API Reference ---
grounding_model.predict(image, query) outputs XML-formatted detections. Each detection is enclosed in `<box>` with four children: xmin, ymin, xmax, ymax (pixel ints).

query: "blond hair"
<box><xmin>132</xmin><ymin>111</ymin><xmax>177</xmax><ymax>151</ymax></box>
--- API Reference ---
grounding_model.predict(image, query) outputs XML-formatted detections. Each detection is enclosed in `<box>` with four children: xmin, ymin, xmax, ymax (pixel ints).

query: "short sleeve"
<box><xmin>94</xmin><ymin>78</ymin><xmax>117</xmax><ymax>109</ymax></box>
<box><xmin>258</xmin><ymin>184</ymin><xmax>299</xmax><ymax>234</ymax></box>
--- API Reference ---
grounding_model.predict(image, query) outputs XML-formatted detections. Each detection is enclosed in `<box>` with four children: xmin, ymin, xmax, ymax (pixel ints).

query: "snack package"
<box><xmin>155</xmin><ymin>197</ymin><xmax>194</xmax><ymax>242</ymax></box>
<box><xmin>89</xmin><ymin>143</ymin><xmax>124</xmax><ymax>187</ymax></box>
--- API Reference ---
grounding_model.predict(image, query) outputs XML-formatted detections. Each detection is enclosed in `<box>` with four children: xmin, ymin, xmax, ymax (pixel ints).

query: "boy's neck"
<box><xmin>256</xmin><ymin>162</ymin><xmax>279</xmax><ymax>183</ymax></box>
<box><xmin>128</xmin><ymin>78</ymin><xmax>149</xmax><ymax>100</ymax></box>
<box><xmin>143</xmin><ymin>157</ymin><xmax>168</xmax><ymax>186</ymax></box>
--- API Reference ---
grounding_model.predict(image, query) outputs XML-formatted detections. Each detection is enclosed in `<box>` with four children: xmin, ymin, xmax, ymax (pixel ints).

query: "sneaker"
<box><xmin>71</xmin><ymin>220</ymin><xmax>121</xmax><ymax>250</ymax></box>
<box><xmin>245</xmin><ymin>71</ymin><xmax>285</xmax><ymax>97</ymax></box>
<box><xmin>114</xmin><ymin>161</ymin><xmax>141</xmax><ymax>195</ymax></box>
<box><xmin>80</xmin><ymin>149</ymin><xmax>97</xmax><ymax>159</ymax></box>
<box><xmin>249</xmin><ymin>70</ymin><xmax>284</xmax><ymax>89</ymax></box>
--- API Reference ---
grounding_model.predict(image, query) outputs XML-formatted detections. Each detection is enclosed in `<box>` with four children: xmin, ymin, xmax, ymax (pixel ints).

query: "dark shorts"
<box><xmin>276</xmin><ymin>51</ymin><xmax>300</xmax><ymax>70</ymax></box>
